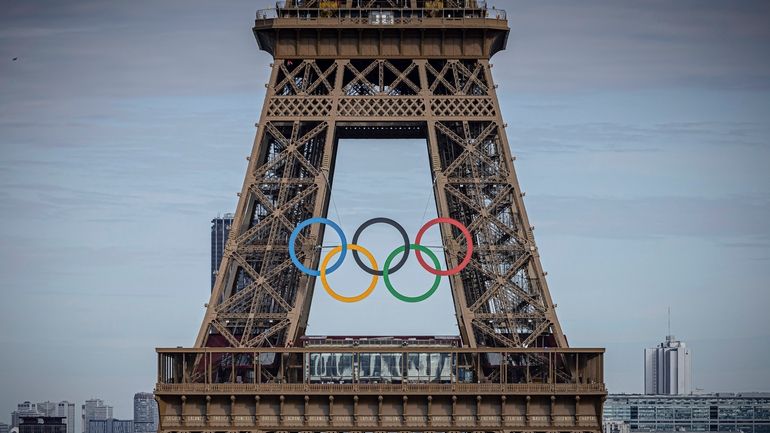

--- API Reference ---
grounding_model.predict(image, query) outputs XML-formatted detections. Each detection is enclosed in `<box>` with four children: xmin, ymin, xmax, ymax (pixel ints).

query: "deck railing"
<box><xmin>156</xmin><ymin>346</ymin><xmax>604</xmax><ymax>391</ymax></box>
<box><xmin>254</xmin><ymin>5</ymin><xmax>507</xmax><ymax>25</ymax></box>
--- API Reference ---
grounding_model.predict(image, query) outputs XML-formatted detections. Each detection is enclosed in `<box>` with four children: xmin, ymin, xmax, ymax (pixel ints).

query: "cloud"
<box><xmin>528</xmin><ymin>194</ymin><xmax>770</xmax><ymax>240</ymax></box>
<box><xmin>0</xmin><ymin>0</ymin><xmax>275</xmax><ymax>105</ymax></box>
<box><xmin>509</xmin><ymin>121</ymin><xmax>770</xmax><ymax>154</ymax></box>
<box><xmin>501</xmin><ymin>0</ymin><xmax>770</xmax><ymax>92</ymax></box>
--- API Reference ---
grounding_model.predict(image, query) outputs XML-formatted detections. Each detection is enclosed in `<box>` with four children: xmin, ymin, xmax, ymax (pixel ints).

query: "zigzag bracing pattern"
<box><xmin>205</xmin><ymin>120</ymin><xmax>332</xmax><ymax>348</ymax></box>
<box><xmin>343</xmin><ymin>59</ymin><xmax>421</xmax><ymax>96</ymax></box>
<box><xmin>426</xmin><ymin>59</ymin><xmax>490</xmax><ymax>96</ymax></box>
<box><xmin>274</xmin><ymin>59</ymin><xmax>337</xmax><ymax>96</ymax></box>
<box><xmin>431</xmin><ymin>120</ymin><xmax>561</xmax><ymax>348</ymax></box>
<box><xmin>200</xmin><ymin>58</ymin><xmax>566</xmax><ymax>351</ymax></box>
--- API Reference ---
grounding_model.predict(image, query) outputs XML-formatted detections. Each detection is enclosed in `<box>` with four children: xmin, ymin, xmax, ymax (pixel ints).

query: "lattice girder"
<box><xmin>198</xmin><ymin>57</ymin><xmax>567</xmax><ymax>350</ymax></box>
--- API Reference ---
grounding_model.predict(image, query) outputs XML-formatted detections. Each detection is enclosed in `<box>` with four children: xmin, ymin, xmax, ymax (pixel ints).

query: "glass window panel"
<box><xmin>694</xmin><ymin>408</ymin><xmax>711</xmax><ymax>419</ymax></box>
<box><xmin>738</xmin><ymin>406</ymin><xmax>754</xmax><ymax>419</ymax></box>
<box><xmin>757</xmin><ymin>407</ymin><xmax>770</xmax><ymax>419</ymax></box>
<box><xmin>720</xmin><ymin>407</ymin><xmax>738</xmax><ymax>420</ymax></box>
<box><xmin>639</xmin><ymin>407</ymin><xmax>656</xmax><ymax>420</ymax></box>
<box><xmin>657</xmin><ymin>407</ymin><xmax>674</xmax><ymax>420</ymax></box>
<box><xmin>308</xmin><ymin>353</ymin><xmax>354</xmax><ymax>383</ymax></box>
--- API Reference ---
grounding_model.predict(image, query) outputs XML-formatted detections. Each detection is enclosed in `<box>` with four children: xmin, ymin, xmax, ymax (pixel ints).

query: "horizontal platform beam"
<box><xmin>157</xmin><ymin>393</ymin><xmax>602</xmax><ymax>432</ymax></box>
<box><xmin>155</xmin><ymin>347</ymin><xmax>606</xmax><ymax>433</ymax></box>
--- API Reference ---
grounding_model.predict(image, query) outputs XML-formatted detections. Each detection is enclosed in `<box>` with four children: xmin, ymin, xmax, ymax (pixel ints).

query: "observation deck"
<box><xmin>253</xmin><ymin>1</ymin><xmax>509</xmax><ymax>59</ymax></box>
<box><xmin>156</xmin><ymin>345</ymin><xmax>605</xmax><ymax>431</ymax></box>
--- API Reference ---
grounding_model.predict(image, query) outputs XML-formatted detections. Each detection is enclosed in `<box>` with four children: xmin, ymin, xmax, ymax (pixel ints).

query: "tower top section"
<box><xmin>253</xmin><ymin>1</ymin><xmax>509</xmax><ymax>59</ymax></box>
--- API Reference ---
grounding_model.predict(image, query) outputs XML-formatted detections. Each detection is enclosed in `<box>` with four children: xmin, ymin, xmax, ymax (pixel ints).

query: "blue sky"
<box><xmin>1</xmin><ymin>0</ymin><xmax>769</xmax><ymax>422</ymax></box>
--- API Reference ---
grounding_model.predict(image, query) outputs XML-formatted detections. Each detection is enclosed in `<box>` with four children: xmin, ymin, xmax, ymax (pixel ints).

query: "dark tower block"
<box><xmin>155</xmin><ymin>2</ymin><xmax>606</xmax><ymax>433</ymax></box>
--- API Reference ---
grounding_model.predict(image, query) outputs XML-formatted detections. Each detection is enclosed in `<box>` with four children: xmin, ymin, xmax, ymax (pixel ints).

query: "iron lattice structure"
<box><xmin>197</xmin><ymin>5</ymin><xmax>566</xmax><ymax>352</ymax></box>
<box><xmin>155</xmin><ymin>3</ymin><xmax>605</xmax><ymax>433</ymax></box>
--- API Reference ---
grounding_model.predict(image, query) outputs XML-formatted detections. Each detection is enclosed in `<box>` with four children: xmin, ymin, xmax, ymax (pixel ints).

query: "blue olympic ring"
<box><xmin>288</xmin><ymin>217</ymin><xmax>347</xmax><ymax>277</ymax></box>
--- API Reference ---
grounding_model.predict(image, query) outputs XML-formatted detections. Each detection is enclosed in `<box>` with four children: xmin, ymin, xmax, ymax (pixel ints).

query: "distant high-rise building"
<box><xmin>33</xmin><ymin>402</ymin><xmax>74</xmax><ymax>433</ymax></box>
<box><xmin>17</xmin><ymin>403</ymin><xmax>36</xmax><ymax>414</ymax></box>
<box><xmin>12</xmin><ymin>402</ymin><xmax>40</xmax><ymax>428</ymax></box>
<box><xmin>85</xmin><ymin>423</ymin><xmax>102</xmax><ymax>433</ymax></box>
<box><xmin>19</xmin><ymin>417</ymin><xmax>65</xmax><ymax>433</ymax></box>
<box><xmin>55</xmin><ymin>403</ymin><xmax>75</xmax><ymax>433</ymax></box>
<box><xmin>81</xmin><ymin>401</ymin><xmax>112</xmax><ymax>433</ymax></box>
<box><xmin>1</xmin><ymin>422</ymin><xmax>10</xmax><ymax>433</ymax></box>
<box><xmin>644</xmin><ymin>335</ymin><xmax>692</xmax><ymax>395</ymax></box>
<box><xmin>87</xmin><ymin>420</ymin><xmax>131</xmax><ymax>433</ymax></box>
<box><xmin>34</xmin><ymin>404</ymin><xmax>55</xmax><ymax>418</ymax></box>
<box><xmin>132</xmin><ymin>393</ymin><xmax>158</xmax><ymax>433</ymax></box>
<box><xmin>211</xmin><ymin>213</ymin><xmax>234</xmax><ymax>290</ymax></box>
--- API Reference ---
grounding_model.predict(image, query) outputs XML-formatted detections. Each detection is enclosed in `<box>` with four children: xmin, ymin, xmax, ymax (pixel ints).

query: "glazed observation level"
<box><xmin>253</xmin><ymin>0</ymin><xmax>509</xmax><ymax>59</ymax></box>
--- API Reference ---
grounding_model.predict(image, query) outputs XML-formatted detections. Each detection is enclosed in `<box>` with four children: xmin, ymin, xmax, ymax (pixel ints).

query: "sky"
<box><xmin>1</xmin><ymin>0</ymin><xmax>769</xmax><ymax>424</ymax></box>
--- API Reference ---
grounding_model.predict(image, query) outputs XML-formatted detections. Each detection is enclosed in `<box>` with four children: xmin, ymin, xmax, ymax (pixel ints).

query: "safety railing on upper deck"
<box><xmin>255</xmin><ymin>4</ymin><xmax>507</xmax><ymax>26</ymax></box>
<box><xmin>156</xmin><ymin>347</ymin><xmax>604</xmax><ymax>393</ymax></box>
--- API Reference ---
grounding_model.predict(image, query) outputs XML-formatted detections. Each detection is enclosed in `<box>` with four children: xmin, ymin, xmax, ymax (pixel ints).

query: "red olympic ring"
<box><xmin>414</xmin><ymin>217</ymin><xmax>473</xmax><ymax>276</ymax></box>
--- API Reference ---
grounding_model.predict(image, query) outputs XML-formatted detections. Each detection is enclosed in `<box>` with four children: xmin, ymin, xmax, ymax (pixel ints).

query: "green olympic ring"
<box><xmin>383</xmin><ymin>244</ymin><xmax>442</xmax><ymax>303</ymax></box>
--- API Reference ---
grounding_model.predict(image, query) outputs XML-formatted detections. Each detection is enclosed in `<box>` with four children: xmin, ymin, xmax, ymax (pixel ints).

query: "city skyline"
<box><xmin>2</xmin><ymin>395</ymin><xmax>156</xmax><ymax>433</ymax></box>
<box><xmin>1</xmin><ymin>0</ymin><xmax>769</xmax><ymax>421</ymax></box>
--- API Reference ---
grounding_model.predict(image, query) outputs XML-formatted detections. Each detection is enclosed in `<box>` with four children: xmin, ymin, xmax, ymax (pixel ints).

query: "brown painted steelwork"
<box><xmin>196</xmin><ymin>2</ymin><xmax>565</xmax><ymax>350</ymax></box>
<box><xmin>156</xmin><ymin>2</ymin><xmax>606</xmax><ymax>433</ymax></box>
<box><xmin>156</xmin><ymin>347</ymin><xmax>605</xmax><ymax>432</ymax></box>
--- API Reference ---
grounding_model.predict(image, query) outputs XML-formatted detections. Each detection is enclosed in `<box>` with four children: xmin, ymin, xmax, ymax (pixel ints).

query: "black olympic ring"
<box><xmin>351</xmin><ymin>217</ymin><xmax>410</xmax><ymax>276</ymax></box>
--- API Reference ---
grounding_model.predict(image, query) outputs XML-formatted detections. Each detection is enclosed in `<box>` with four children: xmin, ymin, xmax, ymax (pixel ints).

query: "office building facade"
<box><xmin>19</xmin><ymin>417</ymin><xmax>66</xmax><ymax>433</ymax></box>
<box><xmin>34</xmin><ymin>402</ymin><xmax>74</xmax><ymax>433</ymax></box>
<box><xmin>645</xmin><ymin>335</ymin><xmax>692</xmax><ymax>395</ymax></box>
<box><xmin>81</xmin><ymin>401</ymin><xmax>112</xmax><ymax>433</ymax></box>
<box><xmin>210</xmin><ymin>213</ymin><xmax>234</xmax><ymax>290</ymax></box>
<box><xmin>132</xmin><ymin>393</ymin><xmax>158</xmax><ymax>433</ymax></box>
<box><xmin>12</xmin><ymin>402</ymin><xmax>40</xmax><ymax>428</ymax></box>
<box><xmin>55</xmin><ymin>403</ymin><xmax>75</xmax><ymax>433</ymax></box>
<box><xmin>210</xmin><ymin>213</ymin><xmax>247</xmax><ymax>293</ymax></box>
<box><xmin>604</xmin><ymin>420</ymin><xmax>632</xmax><ymax>433</ymax></box>
<box><xmin>87</xmin><ymin>420</ymin><xmax>132</xmax><ymax>433</ymax></box>
<box><xmin>604</xmin><ymin>393</ymin><xmax>770</xmax><ymax>433</ymax></box>
<box><xmin>32</xmin><ymin>405</ymin><xmax>55</xmax><ymax>418</ymax></box>
<box><xmin>11</xmin><ymin>402</ymin><xmax>74</xmax><ymax>433</ymax></box>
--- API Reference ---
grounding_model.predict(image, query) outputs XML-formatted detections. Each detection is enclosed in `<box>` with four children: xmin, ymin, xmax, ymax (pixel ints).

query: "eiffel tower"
<box><xmin>154</xmin><ymin>2</ymin><xmax>606</xmax><ymax>432</ymax></box>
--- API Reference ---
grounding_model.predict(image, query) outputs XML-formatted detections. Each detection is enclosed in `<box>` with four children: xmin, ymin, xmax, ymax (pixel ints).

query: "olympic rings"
<box><xmin>288</xmin><ymin>216</ymin><xmax>474</xmax><ymax>303</ymax></box>
<box><xmin>414</xmin><ymin>217</ymin><xmax>473</xmax><ymax>276</ymax></box>
<box><xmin>352</xmin><ymin>217</ymin><xmax>410</xmax><ymax>276</ymax></box>
<box><xmin>289</xmin><ymin>217</ymin><xmax>347</xmax><ymax>277</ymax></box>
<box><xmin>321</xmin><ymin>244</ymin><xmax>378</xmax><ymax>303</ymax></box>
<box><xmin>383</xmin><ymin>244</ymin><xmax>442</xmax><ymax>303</ymax></box>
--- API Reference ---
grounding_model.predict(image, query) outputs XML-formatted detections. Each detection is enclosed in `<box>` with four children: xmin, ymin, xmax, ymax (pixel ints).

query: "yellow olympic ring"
<box><xmin>320</xmin><ymin>244</ymin><xmax>378</xmax><ymax>303</ymax></box>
